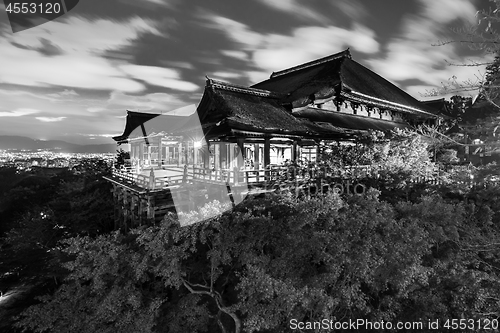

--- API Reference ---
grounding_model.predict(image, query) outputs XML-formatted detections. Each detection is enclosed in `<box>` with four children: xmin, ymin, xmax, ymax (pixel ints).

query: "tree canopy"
<box><xmin>15</xmin><ymin>187</ymin><xmax>500</xmax><ymax>332</ymax></box>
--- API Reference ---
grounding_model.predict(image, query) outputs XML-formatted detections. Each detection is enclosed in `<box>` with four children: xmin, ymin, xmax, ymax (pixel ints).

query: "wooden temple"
<box><xmin>105</xmin><ymin>49</ymin><xmax>442</xmax><ymax>228</ymax></box>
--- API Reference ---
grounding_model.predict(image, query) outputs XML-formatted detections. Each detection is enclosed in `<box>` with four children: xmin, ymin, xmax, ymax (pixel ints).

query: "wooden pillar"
<box><xmin>130</xmin><ymin>143</ymin><xmax>135</xmax><ymax>160</ymax></box>
<box><xmin>194</xmin><ymin>144</ymin><xmax>199</xmax><ymax>167</ymax></box>
<box><xmin>220</xmin><ymin>143</ymin><xmax>226</xmax><ymax>170</ymax></box>
<box><xmin>264</xmin><ymin>137</ymin><xmax>271</xmax><ymax>167</ymax></box>
<box><xmin>254</xmin><ymin>143</ymin><xmax>260</xmax><ymax>170</ymax></box>
<box><xmin>264</xmin><ymin>137</ymin><xmax>271</xmax><ymax>183</ymax></box>
<box><xmin>149</xmin><ymin>168</ymin><xmax>155</xmax><ymax>190</ymax></box>
<box><xmin>236</xmin><ymin>138</ymin><xmax>245</xmax><ymax>170</ymax></box>
<box><xmin>158</xmin><ymin>137</ymin><xmax>163</xmax><ymax>167</ymax></box>
<box><xmin>139</xmin><ymin>197</ymin><xmax>144</xmax><ymax>225</ymax></box>
<box><xmin>292</xmin><ymin>141</ymin><xmax>298</xmax><ymax>162</ymax></box>
<box><xmin>139</xmin><ymin>143</ymin><xmax>144</xmax><ymax>168</ymax></box>
<box><xmin>228</xmin><ymin>143</ymin><xmax>234</xmax><ymax>169</ymax></box>
<box><xmin>130</xmin><ymin>195</ymin><xmax>137</xmax><ymax>227</ymax></box>
<box><xmin>204</xmin><ymin>142</ymin><xmax>210</xmax><ymax>169</ymax></box>
<box><xmin>112</xmin><ymin>184</ymin><xmax>118</xmax><ymax>230</ymax></box>
<box><xmin>178</xmin><ymin>142</ymin><xmax>182</xmax><ymax>166</ymax></box>
<box><xmin>184</xmin><ymin>141</ymin><xmax>189</xmax><ymax>165</ymax></box>
<box><xmin>213</xmin><ymin>143</ymin><xmax>219</xmax><ymax>170</ymax></box>
<box><xmin>123</xmin><ymin>190</ymin><xmax>129</xmax><ymax>233</ymax></box>
<box><xmin>316</xmin><ymin>141</ymin><xmax>322</xmax><ymax>162</ymax></box>
<box><xmin>147</xmin><ymin>196</ymin><xmax>155</xmax><ymax>220</ymax></box>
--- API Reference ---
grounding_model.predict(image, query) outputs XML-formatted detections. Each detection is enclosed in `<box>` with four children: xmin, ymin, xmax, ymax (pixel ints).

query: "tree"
<box><xmin>323</xmin><ymin>128</ymin><xmax>437</xmax><ymax>187</ymax></box>
<box><xmin>423</xmin><ymin>1</ymin><xmax>500</xmax><ymax>169</ymax></box>
<box><xmin>0</xmin><ymin>158</ymin><xmax>115</xmax><ymax>332</ymax></box>
<box><xmin>115</xmin><ymin>149</ymin><xmax>131</xmax><ymax>169</ymax></box>
<box><xmin>428</xmin><ymin>0</ymin><xmax>500</xmax><ymax>96</ymax></box>
<box><xmin>17</xmin><ymin>187</ymin><xmax>500</xmax><ymax>333</ymax></box>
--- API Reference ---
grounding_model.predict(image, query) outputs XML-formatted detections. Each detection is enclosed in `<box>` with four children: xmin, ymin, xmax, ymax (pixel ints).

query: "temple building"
<box><xmin>113</xmin><ymin>49</ymin><xmax>441</xmax><ymax>174</ymax></box>
<box><xmin>106</xmin><ymin>49</ymin><xmax>443</xmax><ymax>228</ymax></box>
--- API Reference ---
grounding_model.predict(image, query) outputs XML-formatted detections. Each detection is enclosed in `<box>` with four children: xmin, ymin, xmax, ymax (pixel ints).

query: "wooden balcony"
<box><xmin>104</xmin><ymin>166</ymin><xmax>187</xmax><ymax>193</ymax></box>
<box><xmin>106</xmin><ymin>163</ymin><xmax>447</xmax><ymax>194</ymax></box>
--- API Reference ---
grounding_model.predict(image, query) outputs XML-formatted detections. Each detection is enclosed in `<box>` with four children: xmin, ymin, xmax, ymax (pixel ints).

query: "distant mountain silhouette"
<box><xmin>0</xmin><ymin>136</ymin><xmax>117</xmax><ymax>153</ymax></box>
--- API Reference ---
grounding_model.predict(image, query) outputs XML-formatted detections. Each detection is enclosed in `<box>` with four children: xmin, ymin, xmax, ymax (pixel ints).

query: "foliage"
<box><xmin>115</xmin><ymin>149</ymin><xmax>131</xmax><ymax>169</ymax></box>
<box><xmin>436</xmin><ymin>148</ymin><xmax>460</xmax><ymax>163</ymax></box>
<box><xmin>2</xmin><ymin>158</ymin><xmax>114</xmax><ymax>250</ymax></box>
<box><xmin>16</xmin><ymin>186</ymin><xmax>500</xmax><ymax>332</ymax></box>
<box><xmin>322</xmin><ymin>129</ymin><xmax>437</xmax><ymax>189</ymax></box>
<box><xmin>0</xmin><ymin>166</ymin><xmax>24</xmax><ymax>197</ymax></box>
<box><xmin>427</xmin><ymin>0</ymin><xmax>500</xmax><ymax>97</ymax></box>
<box><xmin>447</xmin><ymin>95</ymin><xmax>473</xmax><ymax>120</ymax></box>
<box><xmin>0</xmin><ymin>158</ymin><xmax>115</xmax><ymax>331</ymax></box>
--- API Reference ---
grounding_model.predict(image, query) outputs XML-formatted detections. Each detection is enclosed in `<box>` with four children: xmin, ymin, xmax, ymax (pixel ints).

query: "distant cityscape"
<box><xmin>0</xmin><ymin>136</ymin><xmax>118</xmax><ymax>154</ymax></box>
<box><xmin>0</xmin><ymin>150</ymin><xmax>116</xmax><ymax>173</ymax></box>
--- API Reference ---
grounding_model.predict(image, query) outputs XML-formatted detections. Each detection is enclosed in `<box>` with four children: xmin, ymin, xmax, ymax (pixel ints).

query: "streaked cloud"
<box><xmin>221</xmin><ymin>50</ymin><xmax>249</xmax><ymax>61</ymax></box>
<box><xmin>0</xmin><ymin>89</ymin><xmax>59</xmax><ymax>102</ymax></box>
<box><xmin>119</xmin><ymin>64</ymin><xmax>199</xmax><ymax>92</ymax></box>
<box><xmin>0</xmin><ymin>108</ymin><xmax>39</xmax><ymax>117</ymax></box>
<box><xmin>419</xmin><ymin>0</ymin><xmax>476</xmax><ymax>24</ymax></box>
<box><xmin>78</xmin><ymin>133</ymin><xmax>121</xmax><ymax>138</ymax></box>
<box><xmin>87</xmin><ymin>107</ymin><xmax>107</xmax><ymax>113</ymax></box>
<box><xmin>246</xmin><ymin>70</ymin><xmax>270</xmax><ymax>85</ymax></box>
<box><xmin>211</xmin><ymin>71</ymin><xmax>243</xmax><ymax>80</ymax></box>
<box><xmin>36</xmin><ymin>117</ymin><xmax>66</xmax><ymax>122</ymax></box>
<box><xmin>204</xmin><ymin>15</ymin><xmax>263</xmax><ymax>49</ymax></box>
<box><xmin>47</xmin><ymin>89</ymin><xmax>79</xmax><ymax>98</ymax></box>
<box><xmin>143</xmin><ymin>0</ymin><xmax>178</xmax><ymax>7</ymax></box>
<box><xmin>0</xmin><ymin>0</ymin><xmax>488</xmax><ymax>144</ymax></box>
<box><xmin>333</xmin><ymin>0</ymin><xmax>368</xmax><ymax>20</ymax></box>
<box><xmin>0</xmin><ymin>16</ymin><xmax>162</xmax><ymax>92</ymax></box>
<box><xmin>204</xmin><ymin>14</ymin><xmax>379</xmax><ymax>76</ymax></box>
<box><xmin>163</xmin><ymin>104</ymin><xmax>196</xmax><ymax>116</ymax></box>
<box><xmin>365</xmin><ymin>0</ymin><xmax>485</xmax><ymax>99</ymax></box>
<box><xmin>159</xmin><ymin>60</ymin><xmax>195</xmax><ymax>70</ymax></box>
<box><xmin>107</xmin><ymin>91</ymin><xmax>188</xmax><ymax>112</ymax></box>
<box><xmin>254</xmin><ymin>0</ymin><xmax>368</xmax><ymax>23</ymax></box>
<box><xmin>254</xmin><ymin>0</ymin><xmax>330</xmax><ymax>24</ymax></box>
<box><xmin>253</xmin><ymin>24</ymin><xmax>379</xmax><ymax>72</ymax></box>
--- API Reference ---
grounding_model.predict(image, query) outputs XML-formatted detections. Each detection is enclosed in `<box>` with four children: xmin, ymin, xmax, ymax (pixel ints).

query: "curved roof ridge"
<box><xmin>206</xmin><ymin>77</ymin><xmax>284</xmax><ymax>98</ymax></box>
<box><xmin>270</xmin><ymin>49</ymin><xmax>351</xmax><ymax>79</ymax></box>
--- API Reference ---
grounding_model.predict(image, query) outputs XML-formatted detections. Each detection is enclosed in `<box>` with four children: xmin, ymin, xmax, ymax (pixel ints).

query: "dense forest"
<box><xmin>1</xmin><ymin>133</ymin><xmax>500</xmax><ymax>332</ymax></box>
<box><xmin>0</xmin><ymin>158</ymin><xmax>115</xmax><ymax>332</ymax></box>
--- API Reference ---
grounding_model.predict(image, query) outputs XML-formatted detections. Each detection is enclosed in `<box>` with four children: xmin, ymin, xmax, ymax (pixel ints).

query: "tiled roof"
<box><xmin>112</xmin><ymin>111</ymin><xmax>199</xmax><ymax>143</ymax></box>
<box><xmin>252</xmin><ymin>53</ymin><xmax>343</xmax><ymax>108</ymax></box>
<box><xmin>420</xmin><ymin>98</ymin><xmax>454</xmax><ymax>119</ymax></box>
<box><xmin>252</xmin><ymin>49</ymin><xmax>438</xmax><ymax>116</ymax></box>
<box><xmin>462</xmin><ymin>97</ymin><xmax>500</xmax><ymax>124</ymax></box>
<box><xmin>117</xmin><ymin>50</ymin><xmax>440</xmax><ymax>142</ymax></box>
<box><xmin>113</xmin><ymin>111</ymin><xmax>160</xmax><ymax>142</ymax></box>
<box><xmin>199</xmin><ymin>79</ymin><xmax>410</xmax><ymax>139</ymax></box>
<box><xmin>204</xmin><ymin>79</ymin><xmax>313</xmax><ymax>136</ymax></box>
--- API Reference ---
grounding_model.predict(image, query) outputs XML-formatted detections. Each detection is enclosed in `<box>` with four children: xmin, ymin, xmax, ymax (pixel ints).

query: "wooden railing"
<box><xmin>191</xmin><ymin>165</ymin><xmax>381</xmax><ymax>184</ymax></box>
<box><xmin>111</xmin><ymin>167</ymin><xmax>185</xmax><ymax>191</ymax></box>
<box><xmin>192</xmin><ymin>166</ymin><xmax>272</xmax><ymax>184</ymax></box>
<box><xmin>112</xmin><ymin>164</ymin><xmax>446</xmax><ymax>191</ymax></box>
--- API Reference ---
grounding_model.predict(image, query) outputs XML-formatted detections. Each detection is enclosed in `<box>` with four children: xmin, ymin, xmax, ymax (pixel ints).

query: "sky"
<box><xmin>0</xmin><ymin>0</ymin><xmax>495</xmax><ymax>144</ymax></box>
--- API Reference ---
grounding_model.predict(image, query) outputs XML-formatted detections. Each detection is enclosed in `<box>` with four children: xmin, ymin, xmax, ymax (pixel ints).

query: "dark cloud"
<box><xmin>10</xmin><ymin>38</ymin><xmax>64</xmax><ymax>56</ymax></box>
<box><xmin>36</xmin><ymin>38</ymin><xmax>64</xmax><ymax>56</ymax></box>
